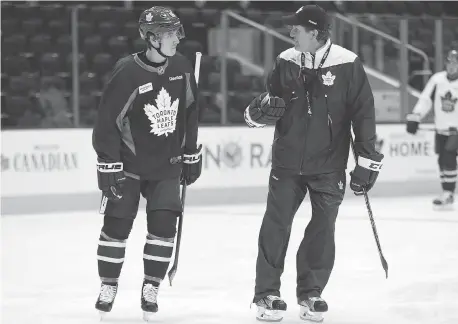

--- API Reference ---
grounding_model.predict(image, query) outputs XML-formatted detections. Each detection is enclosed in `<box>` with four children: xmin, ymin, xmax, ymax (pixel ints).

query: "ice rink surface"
<box><xmin>2</xmin><ymin>195</ymin><xmax>458</xmax><ymax>324</ymax></box>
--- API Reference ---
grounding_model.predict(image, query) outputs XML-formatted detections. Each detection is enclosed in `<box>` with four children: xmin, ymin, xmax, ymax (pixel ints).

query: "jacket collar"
<box><xmin>304</xmin><ymin>38</ymin><xmax>331</xmax><ymax>69</ymax></box>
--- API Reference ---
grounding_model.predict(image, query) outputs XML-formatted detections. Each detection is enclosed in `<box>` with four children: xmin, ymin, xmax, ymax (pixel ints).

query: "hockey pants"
<box><xmin>254</xmin><ymin>169</ymin><xmax>346</xmax><ymax>303</ymax></box>
<box><xmin>436</xmin><ymin>133</ymin><xmax>458</xmax><ymax>193</ymax></box>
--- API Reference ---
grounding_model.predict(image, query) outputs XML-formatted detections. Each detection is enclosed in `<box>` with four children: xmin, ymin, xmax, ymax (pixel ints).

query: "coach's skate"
<box><xmin>95</xmin><ymin>282</ymin><xmax>118</xmax><ymax>319</ymax></box>
<box><xmin>255</xmin><ymin>295</ymin><xmax>287</xmax><ymax>322</ymax></box>
<box><xmin>299</xmin><ymin>297</ymin><xmax>328</xmax><ymax>323</ymax></box>
<box><xmin>141</xmin><ymin>281</ymin><xmax>159</xmax><ymax>322</ymax></box>
<box><xmin>433</xmin><ymin>191</ymin><xmax>454</xmax><ymax>210</ymax></box>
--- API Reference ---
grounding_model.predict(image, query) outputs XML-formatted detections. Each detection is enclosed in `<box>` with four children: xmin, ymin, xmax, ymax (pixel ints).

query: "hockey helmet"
<box><xmin>445</xmin><ymin>49</ymin><xmax>458</xmax><ymax>76</ymax></box>
<box><xmin>138</xmin><ymin>6</ymin><xmax>185</xmax><ymax>42</ymax></box>
<box><xmin>446</xmin><ymin>49</ymin><xmax>458</xmax><ymax>64</ymax></box>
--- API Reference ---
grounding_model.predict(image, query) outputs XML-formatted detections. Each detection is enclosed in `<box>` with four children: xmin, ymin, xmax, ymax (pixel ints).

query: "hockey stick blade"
<box><xmin>167</xmin><ymin>183</ymin><xmax>186</xmax><ymax>286</ymax></box>
<box><xmin>350</xmin><ymin>132</ymin><xmax>389</xmax><ymax>278</ymax></box>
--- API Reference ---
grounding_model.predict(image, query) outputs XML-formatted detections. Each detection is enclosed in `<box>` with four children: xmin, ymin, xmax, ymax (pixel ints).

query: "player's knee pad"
<box><xmin>101</xmin><ymin>216</ymin><xmax>134</xmax><ymax>241</ymax></box>
<box><xmin>146</xmin><ymin>210</ymin><xmax>179</xmax><ymax>239</ymax></box>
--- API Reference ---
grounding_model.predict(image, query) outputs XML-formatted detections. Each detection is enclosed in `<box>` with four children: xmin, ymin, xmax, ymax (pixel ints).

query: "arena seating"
<box><xmin>1</xmin><ymin>1</ymin><xmax>457</xmax><ymax>128</ymax></box>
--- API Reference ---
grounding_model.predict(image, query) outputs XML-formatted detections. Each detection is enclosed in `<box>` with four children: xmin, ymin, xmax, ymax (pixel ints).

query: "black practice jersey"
<box><xmin>92</xmin><ymin>51</ymin><xmax>199</xmax><ymax>180</ymax></box>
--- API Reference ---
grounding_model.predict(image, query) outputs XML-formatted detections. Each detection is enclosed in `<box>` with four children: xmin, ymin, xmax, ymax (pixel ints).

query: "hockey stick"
<box><xmin>168</xmin><ymin>51</ymin><xmax>202</xmax><ymax>286</ymax></box>
<box><xmin>350</xmin><ymin>133</ymin><xmax>389</xmax><ymax>279</ymax></box>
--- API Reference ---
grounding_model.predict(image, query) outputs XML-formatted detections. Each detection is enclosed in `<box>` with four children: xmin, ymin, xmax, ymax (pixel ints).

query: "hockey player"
<box><xmin>92</xmin><ymin>6</ymin><xmax>202</xmax><ymax>321</ymax></box>
<box><xmin>406</xmin><ymin>49</ymin><xmax>458</xmax><ymax>209</ymax></box>
<box><xmin>244</xmin><ymin>5</ymin><xmax>383</xmax><ymax>322</ymax></box>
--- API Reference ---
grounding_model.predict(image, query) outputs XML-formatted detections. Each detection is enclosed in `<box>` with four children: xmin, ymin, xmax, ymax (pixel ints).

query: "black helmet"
<box><xmin>138</xmin><ymin>6</ymin><xmax>184</xmax><ymax>42</ymax></box>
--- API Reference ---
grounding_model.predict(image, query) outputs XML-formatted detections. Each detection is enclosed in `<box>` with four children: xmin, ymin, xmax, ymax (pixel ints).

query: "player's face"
<box><xmin>446</xmin><ymin>60</ymin><xmax>458</xmax><ymax>76</ymax></box>
<box><xmin>289</xmin><ymin>25</ymin><xmax>317</xmax><ymax>53</ymax></box>
<box><xmin>159</xmin><ymin>29</ymin><xmax>181</xmax><ymax>56</ymax></box>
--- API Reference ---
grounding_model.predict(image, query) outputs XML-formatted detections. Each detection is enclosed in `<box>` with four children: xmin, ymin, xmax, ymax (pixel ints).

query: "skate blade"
<box><xmin>99</xmin><ymin>311</ymin><xmax>108</xmax><ymax>321</ymax></box>
<box><xmin>256</xmin><ymin>308</ymin><xmax>284</xmax><ymax>322</ymax></box>
<box><xmin>143</xmin><ymin>311</ymin><xmax>156</xmax><ymax>322</ymax></box>
<box><xmin>433</xmin><ymin>204</ymin><xmax>455</xmax><ymax>211</ymax></box>
<box><xmin>299</xmin><ymin>308</ymin><xmax>324</xmax><ymax>323</ymax></box>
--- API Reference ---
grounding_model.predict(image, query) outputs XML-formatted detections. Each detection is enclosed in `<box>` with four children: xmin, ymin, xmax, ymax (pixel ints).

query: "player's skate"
<box><xmin>255</xmin><ymin>295</ymin><xmax>287</xmax><ymax>322</ymax></box>
<box><xmin>433</xmin><ymin>191</ymin><xmax>454</xmax><ymax>210</ymax></box>
<box><xmin>299</xmin><ymin>297</ymin><xmax>328</xmax><ymax>323</ymax></box>
<box><xmin>141</xmin><ymin>280</ymin><xmax>159</xmax><ymax>322</ymax></box>
<box><xmin>95</xmin><ymin>282</ymin><xmax>118</xmax><ymax>320</ymax></box>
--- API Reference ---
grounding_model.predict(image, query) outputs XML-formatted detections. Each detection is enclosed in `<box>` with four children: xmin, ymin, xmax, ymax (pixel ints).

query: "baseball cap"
<box><xmin>282</xmin><ymin>5</ymin><xmax>328</xmax><ymax>30</ymax></box>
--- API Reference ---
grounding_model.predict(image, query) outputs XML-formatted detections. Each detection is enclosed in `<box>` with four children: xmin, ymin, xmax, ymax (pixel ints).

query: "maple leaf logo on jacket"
<box><xmin>144</xmin><ymin>87</ymin><xmax>179</xmax><ymax>137</ymax></box>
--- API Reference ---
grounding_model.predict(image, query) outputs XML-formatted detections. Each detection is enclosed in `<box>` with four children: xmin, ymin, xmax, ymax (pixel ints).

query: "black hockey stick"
<box><xmin>168</xmin><ymin>52</ymin><xmax>202</xmax><ymax>286</ymax></box>
<box><xmin>350</xmin><ymin>133</ymin><xmax>389</xmax><ymax>279</ymax></box>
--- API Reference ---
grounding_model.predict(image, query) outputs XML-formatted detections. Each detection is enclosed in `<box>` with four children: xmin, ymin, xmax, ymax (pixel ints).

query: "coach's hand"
<box><xmin>244</xmin><ymin>92</ymin><xmax>286</xmax><ymax>127</ymax></box>
<box><xmin>181</xmin><ymin>145</ymin><xmax>202</xmax><ymax>186</ymax></box>
<box><xmin>350</xmin><ymin>153</ymin><xmax>384</xmax><ymax>195</ymax></box>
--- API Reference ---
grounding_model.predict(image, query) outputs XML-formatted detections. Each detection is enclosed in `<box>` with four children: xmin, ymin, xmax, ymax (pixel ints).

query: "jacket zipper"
<box><xmin>325</xmin><ymin>94</ymin><xmax>333</xmax><ymax>149</ymax></box>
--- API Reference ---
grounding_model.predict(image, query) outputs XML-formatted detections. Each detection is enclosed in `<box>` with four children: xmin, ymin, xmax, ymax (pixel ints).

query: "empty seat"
<box><xmin>79</xmin><ymin>71</ymin><xmax>99</xmax><ymax>93</ymax></box>
<box><xmin>92</xmin><ymin>53</ymin><xmax>115</xmax><ymax>75</ymax></box>
<box><xmin>177</xmin><ymin>7</ymin><xmax>200</xmax><ymax>25</ymax></box>
<box><xmin>40</xmin><ymin>52</ymin><xmax>64</xmax><ymax>75</ymax></box>
<box><xmin>2</xmin><ymin>34</ymin><xmax>27</xmax><ymax>55</ymax></box>
<box><xmin>123</xmin><ymin>21</ymin><xmax>139</xmax><ymax>39</ymax></box>
<box><xmin>66</xmin><ymin>53</ymin><xmax>88</xmax><ymax>73</ymax></box>
<box><xmin>40</xmin><ymin>3</ymin><xmax>66</xmax><ymax>21</ymax></box>
<box><xmin>55</xmin><ymin>35</ymin><xmax>72</xmax><ymax>56</ymax></box>
<box><xmin>8</xmin><ymin>74</ymin><xmax>38</xmax><ymax>95</ymax></box>
<box><xmin>78</xmin><ymin>21</ymin><xmax>94</xmax><ymax>38</ymax></box>
<box><xmin>22</xmin><ymin>18</ymin><xmax>44</xmax><ymax>35</ymax></box>
<box><xmin>83</xmin><ymin>35</ymin><xmax>104</xmax><ymax>56</ymax></box>
<box><xmin>29</xmin><ymin>34</ymin><xmax>52</xmax><ymax>55</ymax></box>
<box><xmin>3</xmin><ymin>55</ymin><xmax>31</xmax><ymax>75</ymax></box>
<box><xmin>98</xmin><ymin>21</ymin><xmax>121</xmax><ymax>38</ymax></box>
<box><xmin>1</xmin><ymin>19</ymin><xmax>20</xmax><ymax>35</ymax></box>
<box><xmin>47</xmin><ymin>19</ymin><xmax>69</xmax><ymax>39</ymax></box>
<box><xmin>108</xmin><ymin>36</ymin><xmax>129</xmax><ymax>58</ymax></box>
<box><xmin>5</xmin><ymin>95</ymin><xmax>33</xmax><ymax>118</ymax></box>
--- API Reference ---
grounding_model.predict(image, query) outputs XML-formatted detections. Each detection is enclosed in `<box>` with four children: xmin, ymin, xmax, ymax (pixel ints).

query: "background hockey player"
<box><xmin>406</xmin><ymin>49</ymin><xmax>458</xmax><ymax>209</ymax></box>
<box><xmin>92</xmin><ymin>6</ymin><xmax>202</xmax><ymax>321</ymax></box>
<box><xmin>244</xmin><ymin>5</ymin><xmax>383</xmax><ymax>322</ymax></box>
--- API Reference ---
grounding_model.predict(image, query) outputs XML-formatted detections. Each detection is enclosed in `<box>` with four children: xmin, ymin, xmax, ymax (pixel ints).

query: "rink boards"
<box><xmin>1</xmin><ymin>124</ymin><xmax>441</xmax><ymax>213</ymax></box>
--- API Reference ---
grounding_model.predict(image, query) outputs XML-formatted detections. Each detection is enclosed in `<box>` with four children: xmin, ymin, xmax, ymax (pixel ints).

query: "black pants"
<box><xmin>436</xmin><ymin>134</ymin><xmax>458</xmax><ymax>193</ymax></box>
<box><xmin>97</xmin><ymin>176</ymin><xmax>182</xmax><ymax>284</ymax></box>
<box><xmin>254</xmin><ymin>169</ymin><xmax>346</xmax><ymax>303</ymax></box>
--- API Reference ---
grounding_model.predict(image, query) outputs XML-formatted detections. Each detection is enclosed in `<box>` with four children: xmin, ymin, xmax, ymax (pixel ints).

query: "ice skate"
<box><xmin>141</xmin><ymin>281</ymin><xmax>159</xmax><ymax>322</ymax></box>
<box><xmin>299</xmin><ymin>297</ymin><xmax>328</xmax><ymax>323</ymax></box>
<box><xmin>255</xmin><ymin>295</ymin><xmax>287</xmax><ymax>322</ymax></box>
<box><xmin>433</xmin><ymin>191</ymin><xmax>454</xmax><ymax>210</ymax></box>
<box><xmin>95</xmin><ymin>282</ymin><xmax>118</xmax><ymax>320</ymax></box>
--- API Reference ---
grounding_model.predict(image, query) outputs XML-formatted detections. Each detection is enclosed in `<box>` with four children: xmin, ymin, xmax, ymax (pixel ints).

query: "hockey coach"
<box><xmin>244</xmin><ymin>4</ymin><xmax>384</xmax><ymax>322</ymax></box>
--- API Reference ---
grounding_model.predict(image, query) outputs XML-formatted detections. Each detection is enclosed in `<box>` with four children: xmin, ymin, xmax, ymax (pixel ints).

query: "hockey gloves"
<box><xmin>406</xmin><ymin>113</ymin><xmax>420</xmax><ymax>134</ymax></box>
<box><xmin>245</xmin><ymin>92</ymin><xmax>286</xmax><ymax>127</ymax></box>
<box><xmin>96</xmin><ymin>160</ymin><xmax>126</xmax><ymax>201</ymax></box>
<box><xmin>181</xmin><ymin>145</ymin><xmax>202</xmax><ymax>186</ymax></box>
<box><xmin>350</xmin><ymin>153</ymin><xmax>384</xmax><ymax>196</ymax></box>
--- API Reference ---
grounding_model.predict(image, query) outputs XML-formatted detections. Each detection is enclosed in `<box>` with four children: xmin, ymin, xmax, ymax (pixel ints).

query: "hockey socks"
<box><xmin>143</xmin><ymin>233</ymin><xmax>174</xmax><ymax>284</ymax></box>
<box><xmin>97</xmin><ymin>231</ymin><xmax>126</xmax><ymax>281</ymax></box>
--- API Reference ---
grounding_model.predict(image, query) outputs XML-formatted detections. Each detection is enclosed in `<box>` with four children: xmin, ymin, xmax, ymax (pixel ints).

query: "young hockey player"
<box><xmin>406</xmin><ymin>49</ymin><xmax>458</xmax><ymax>209</ymax></box>
<box><xmin>244</xmin><ymin>4</ymin><xmax>383</xmax><ymax>322</ymax></box>
<box><xmin>92</xmin><ymin>6</ymin><xmax>202</xmax><ymax>321</ymax></box>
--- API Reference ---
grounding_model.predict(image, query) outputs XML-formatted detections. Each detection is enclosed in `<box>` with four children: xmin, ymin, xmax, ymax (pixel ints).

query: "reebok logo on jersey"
<box><xmin>144</xmin><ymin>87</ymin><xmax>179</xmax><ymax>137</ymax></box>
<box><xmin>139</xmin><ymin>82</ymin><xmax>153</xmax><ymax>94</ymax></box>
<box><xmin>169</xmin><ymin>75</ymin><xmax>183</xmax><ymax>81</ymax></box>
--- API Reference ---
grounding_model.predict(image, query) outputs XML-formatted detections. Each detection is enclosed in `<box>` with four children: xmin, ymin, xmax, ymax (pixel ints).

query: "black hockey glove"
<box><xmin>96</xmin><ymin>160</ymin><xmax>126</xmax><ymax>201</ymax></box>
<box><xmin>181</xmin><ymin>145</ymin><xmax>202</xmax><ymax>186</ymax></box>
<box><xmin>350</xmin><ymin>153</ymin><xmax>384</xmax><ymax>195</ymax></box>
<box><xmin>445</xmin><ymin>128</ymin><xmax>458</xmax><ymax>151</ymax></box>
<box><xmin>406</xmin><ymin>113</ymin><xmax>420</xmax><ymax>134</ymax></box>
<box><xmin>245</xmin><ymin>92</ymin><xmax>286</xmax><ymax>127</ymax></box>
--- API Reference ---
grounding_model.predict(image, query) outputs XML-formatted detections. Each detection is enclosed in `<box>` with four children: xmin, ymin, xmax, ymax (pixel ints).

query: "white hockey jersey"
<box><xmin>412</xmin><ymin>71</ymin><xmax>458</xmax><ymax>134</ymax></box>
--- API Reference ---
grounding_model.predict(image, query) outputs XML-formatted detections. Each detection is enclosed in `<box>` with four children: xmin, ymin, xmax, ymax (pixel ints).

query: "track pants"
<box><xmin>254</xmin><ymin>169</ymin><xmax>346</xmax><ymax>303</ymax></box>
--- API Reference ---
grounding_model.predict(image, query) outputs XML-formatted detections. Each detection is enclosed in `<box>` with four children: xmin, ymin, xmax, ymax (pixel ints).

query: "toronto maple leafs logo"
<box><xmin>144</xmin><ymin>88</ymin><xmax>179</xmax><ymax>137</ymax></box>
<box><xmin>145</xmin><ymin>12</ymin><xmax>153</xmax><ymax>22</ymax></box>
<box><xmin>441</xmin><ymin>91</ymin><xmax>457</xmax><ymax>113</ymax></box>
<box><xmin>322</xmin><ymin>71</ymin><xmax>335</xmax><ymax>86</ymax></box>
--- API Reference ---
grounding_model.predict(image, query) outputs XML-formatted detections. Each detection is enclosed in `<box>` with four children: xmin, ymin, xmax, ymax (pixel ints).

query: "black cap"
<box><xmin>282</xmin><ymin>5</ymin><xmax>328</xmax><ymax>30</ymax></box>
